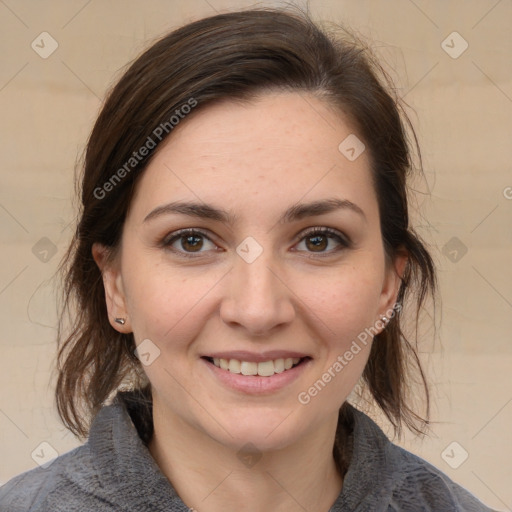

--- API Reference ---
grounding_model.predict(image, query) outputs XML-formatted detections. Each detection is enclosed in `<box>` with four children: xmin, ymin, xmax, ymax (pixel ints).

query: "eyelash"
<box><xmin>160</xmin><ymin>227</ymin><xmax>351</xmax><ymax>259</ymax></box>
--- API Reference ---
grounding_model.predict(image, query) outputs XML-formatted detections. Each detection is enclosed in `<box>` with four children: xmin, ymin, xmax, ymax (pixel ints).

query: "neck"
<box><xmin>148</xmin><ymin>397</ymin><xmax>344</xmax><ymax>512</ymax></box>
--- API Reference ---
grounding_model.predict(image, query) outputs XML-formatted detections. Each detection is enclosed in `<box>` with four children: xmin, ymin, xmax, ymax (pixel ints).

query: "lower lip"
<box><xmin>201</xmin><ymin>357</ymin><xmax>312</xmax><ymax>395</ymax></box>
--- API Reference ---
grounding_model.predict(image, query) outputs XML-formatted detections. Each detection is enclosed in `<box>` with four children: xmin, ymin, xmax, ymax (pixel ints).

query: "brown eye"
<box><xmin>162</xmin><ymin>229</ymin><xmax>217</xmax><ymax>257</ymax></box>
<box><xmin>295</xmin><ymin>227</ymin><xmax>350</xmax><ymax>255</ymax></box>
<box><xmin>305</xmin><ymin>234</ymin><xmax>328</xmax><ymax>252</ymax></box>
<box><xmin>180</xmin><ymin>234</ymin><xmax>204</xmax><ymax>252</ymax></box>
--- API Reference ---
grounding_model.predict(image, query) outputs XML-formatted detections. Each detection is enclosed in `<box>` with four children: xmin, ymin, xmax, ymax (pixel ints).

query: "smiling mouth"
<box><xmin>202</xmin><ymin>356</ymin><xmax>311</xmax><ymax>377</ymax></box>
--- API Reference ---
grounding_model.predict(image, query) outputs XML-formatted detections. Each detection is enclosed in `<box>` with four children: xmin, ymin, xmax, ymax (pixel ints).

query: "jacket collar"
<box><xmin>87</xmin><ymin>389</ymin><xmax>393</xmax><ymax>510</ymax></box>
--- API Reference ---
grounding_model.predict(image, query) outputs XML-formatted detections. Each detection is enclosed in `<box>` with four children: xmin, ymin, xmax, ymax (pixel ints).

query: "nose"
<box><xmin>220</xmin><ymin>249</ymin><xmax>295</xmax><ymax>336</ymax></box>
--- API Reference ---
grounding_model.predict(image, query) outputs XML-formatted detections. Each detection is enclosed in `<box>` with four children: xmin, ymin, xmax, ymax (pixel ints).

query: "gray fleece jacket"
<box><xmin>0</xmin><ymin>391</ymin><xmax>496</xmax><ymax>511</ymax></box>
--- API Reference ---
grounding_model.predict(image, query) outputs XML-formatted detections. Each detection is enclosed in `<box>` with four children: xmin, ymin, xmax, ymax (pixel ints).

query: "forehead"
<box><xmin>127</xmin><ymin>91</ymin><xmax>378</xmax><ymax>224</ymax></box>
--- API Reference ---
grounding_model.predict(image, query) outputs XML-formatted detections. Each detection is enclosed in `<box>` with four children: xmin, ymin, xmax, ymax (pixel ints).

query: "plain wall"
<box><xmin>0</xmin><ymin>1</ymin><xmax>511</xmax><ymax>510</ymax></box>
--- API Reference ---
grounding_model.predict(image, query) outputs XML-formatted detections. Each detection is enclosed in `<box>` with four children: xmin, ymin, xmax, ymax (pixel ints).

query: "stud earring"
<box><xmin>381</xmin><ymin>316</ymin><xmax>388</xmax><ymax>325</ymax></box>
<box><xmin>115</xmin><ymin>318</ymin><xmax>126</xmax><ymax>325</ymax></box>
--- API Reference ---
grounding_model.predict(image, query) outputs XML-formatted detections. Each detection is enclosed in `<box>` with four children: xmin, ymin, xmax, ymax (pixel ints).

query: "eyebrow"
<box><xmin>143</xmin><ymin>197</ymin><xmax>366</xmax><ymax>225</ymax></box>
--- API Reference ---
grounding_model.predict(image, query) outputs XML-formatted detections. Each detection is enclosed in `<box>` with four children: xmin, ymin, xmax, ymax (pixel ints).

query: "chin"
<box><xmin>220</xmin><ymin>429</ymin><xmax>299</xmax><ymax>454</ymax></box>
<box><xmin>204</xmin><ymin>408</ymin><xmax>307</xmax><ymax>453</ymax></box>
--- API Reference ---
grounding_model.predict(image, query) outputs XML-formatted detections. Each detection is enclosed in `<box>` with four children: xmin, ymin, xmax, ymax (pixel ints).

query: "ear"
<box><xmin>92</xmin><ymin>242</ymin><xmax>131</xmax><ymax>333</ymax></box>
<box><xmin>378</xmin><ymin>248</ymin><xmax>408</xmax><ymax>325</ymax></box>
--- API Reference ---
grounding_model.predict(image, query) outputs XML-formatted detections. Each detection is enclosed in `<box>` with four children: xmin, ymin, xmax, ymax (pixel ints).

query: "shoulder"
<box><xmin>0</xmin><ymin>443</ymin><xmax>106</xmax><ymax>512</ymax></box>
<box><xmin>0</xmin><ymin>391</ymin><xmax>172</xmax><ymax>512</ymax></box>
<box><xmin>0</xmin><ymin>396</ymin><xmax>133</xmax><ymax>512</ymax></box>
<box><xmin>343</xmin><ymin>404</ymin><xmax>496</xmax><ymax>511</ymax></box>
<box><xmin>386</xmin><ymin>442</ymin><xmax>495</xmax><ymax>511</ymax></box>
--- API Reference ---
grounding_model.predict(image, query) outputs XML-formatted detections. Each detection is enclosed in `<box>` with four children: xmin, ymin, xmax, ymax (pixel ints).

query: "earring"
<box><xmin>381</xmin><ymin>316</ymin><xmax>388</xmax><ymax>325</ymax></box>
<box><xmin>115</xmin><ymin>317</ymin><xmax>126</xmax><ymax>325</ymax></box>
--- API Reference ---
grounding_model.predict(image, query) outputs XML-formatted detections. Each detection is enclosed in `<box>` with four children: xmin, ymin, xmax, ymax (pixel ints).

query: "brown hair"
<box><xmin>56</xmin><ymin>6</ymin><xmax>437</xmax><ymax>472</ymax></box>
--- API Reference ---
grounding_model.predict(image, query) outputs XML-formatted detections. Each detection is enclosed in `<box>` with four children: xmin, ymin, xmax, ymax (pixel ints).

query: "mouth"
<box><xmin>200</xmin><ymin>355</ymin><xmax>312</xmax><ymax>394</ymax></box>
<box><xmin>201</xmin><ymin>356</ymin><xmax>311</xmax><ymax>377</ymax></box>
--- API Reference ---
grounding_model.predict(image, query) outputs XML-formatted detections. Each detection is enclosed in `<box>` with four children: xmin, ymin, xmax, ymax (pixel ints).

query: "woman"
<box><xmin>0</xmin><ymin>7</ymin><xmax>496</xmax><ymax>512</ymax></box>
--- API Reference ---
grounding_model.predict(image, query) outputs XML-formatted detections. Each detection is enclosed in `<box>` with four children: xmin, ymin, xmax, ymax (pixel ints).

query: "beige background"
<box><xmin>0</xmin><ymin>0</ymin><xmax>511</xmax><ymax>510</ymax></box>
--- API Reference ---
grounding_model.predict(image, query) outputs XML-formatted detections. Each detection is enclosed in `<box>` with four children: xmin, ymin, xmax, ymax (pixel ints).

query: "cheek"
<box><xmin>299</xmin><ymin>272</ymin><xmax>380</xmax><ymax>405</ymax></box>
<box><xmin>123</xmin><ymin>258</ymin><xmax>216</xmax><ymax>344</ymax></box>
<box><xmin>301</xmin><ymin>265</ymin><xmax>383</xmax><ymax>343</ymax></box>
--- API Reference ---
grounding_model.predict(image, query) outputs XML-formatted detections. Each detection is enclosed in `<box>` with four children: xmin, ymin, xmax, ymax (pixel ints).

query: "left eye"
<box><xmin>294</xmin><ymin>228</ymin><xmax>350</xmax><ymax>254</ymax></box>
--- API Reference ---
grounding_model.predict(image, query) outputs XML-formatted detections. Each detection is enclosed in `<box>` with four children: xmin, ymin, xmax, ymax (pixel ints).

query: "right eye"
<box><xmin>162</xmin><ymin>229</ymin><xmax>219</xmax><ymax>258</ymax></box>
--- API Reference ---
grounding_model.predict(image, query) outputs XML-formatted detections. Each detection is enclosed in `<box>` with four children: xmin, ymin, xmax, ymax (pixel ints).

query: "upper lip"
<box><xmin>202</xmin><ymin>350</ymin><xmax>311</xmax><ymax>363</ymax></box>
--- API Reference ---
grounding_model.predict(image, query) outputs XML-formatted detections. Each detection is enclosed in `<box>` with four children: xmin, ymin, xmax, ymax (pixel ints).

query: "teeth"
<box><xmin>211</xmin><ymin>357</ymin><xmax>303</xmax><ymax>376</ymax></box>
<box><xmin>256</xmin><ymin>360</ymin><xmax>275</xmax><ymax>377</ymax></box>
<box><xmin>228</xmin><ymin>359</ymin><xmax>241</xmax><ymax>374</ymax></box>
<box><xmin>274</xmin><ymin>358</ymin><xmax>285</xmax><ymax>373</ymax></box>
<box><xmin>240</xmin><ymin>361</ymin><xmax>258</xmax><ymax>376</ymax></box>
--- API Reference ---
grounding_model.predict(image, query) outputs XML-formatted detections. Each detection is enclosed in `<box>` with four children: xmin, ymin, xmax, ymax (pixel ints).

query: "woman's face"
<box><xmin>94</xmin><ymin>91</ymin><xmax>404</xmax><ymax>452</ymax></box>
